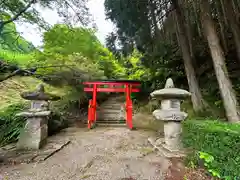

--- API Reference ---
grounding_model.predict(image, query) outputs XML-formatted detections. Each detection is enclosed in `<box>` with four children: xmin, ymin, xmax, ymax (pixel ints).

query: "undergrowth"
<box><xmin>0</xmin><ymin>104</ymin><xmax>26</xmax><ymax>146</ymax></box>
<box><xmin>182</xmin><ymin>120</ymin><xmax>240</xmax><ymax>179</ymax></box>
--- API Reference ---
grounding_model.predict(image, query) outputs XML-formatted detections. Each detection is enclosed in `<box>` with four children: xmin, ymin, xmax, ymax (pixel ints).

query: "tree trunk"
<box><xmin>185</xmin><ymin>9</ymin><xmax>194</xmax><ymax>58</ymax></box>
<box><xmin>215</xmin><ymin>0</ymin><xmax>228</xmax><ymax>53</ymax></box>
<box><xmin>172</xmin><ymin>0</ymin><xmax>206</xmax><ymax>112</ymax></box>
<box><xmin>182</xmin><ymin>0</ymin><xmax>197</xmax><ymax>68</ymax></box>
<box><xmin>200</xmin><ymin>0</ymin><xmax>240</xmax><ymax>122</ymax></box>
<box><xmin>219</xmin><ymin>0</ymin><xmax>229</xmax><ymax>26</ymax></box>
<box><xmin>235</xmin><ymin>0</ymin><xmax>240</xmax><ymax>20</ymax></box>
<box><xmin>150</xmin><ymin>0</ymin><xmax>160</xmax><ymax>38</ymax></box>
<box><xmin>223</xmin><ymin>0</ymin><xmax>240</xmax><ymax>63</ymax></box>
<box><xmin>231</xmin><ymin>0</ymin><xmax>240</xmax><ymax>16</ymax></box>
<box><xmin>192</xmin><ymin>1</ymin><xmax>202</xmax><ymax>37</ymax></box>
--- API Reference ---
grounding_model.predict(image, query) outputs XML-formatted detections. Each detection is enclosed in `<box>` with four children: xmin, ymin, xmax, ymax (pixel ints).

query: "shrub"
<box><xmin>182</xmin><ymin>120</ymin><xmax>240</xmax><ymax>179</ymax></box>
<box><xmin>0</xmin><ymin>104</ymin><xmax>26</xmax><ymax>146</ymax></box>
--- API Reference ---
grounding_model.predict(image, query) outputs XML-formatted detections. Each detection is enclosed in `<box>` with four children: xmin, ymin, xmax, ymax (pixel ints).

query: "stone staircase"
<box><xmin>84</xmin><ymin>95</ymin><xmax>127</xmax><ymax>127</ymax></box>
<box><xmin>96</xmin><ymin>96</ymin><xmax>126</xmax><ymax>126</ymax></box>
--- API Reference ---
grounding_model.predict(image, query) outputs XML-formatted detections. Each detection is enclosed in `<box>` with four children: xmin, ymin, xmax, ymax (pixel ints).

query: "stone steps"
<box><xmin>98</xmin><ymin>108</ymin><xmax>121</xmax><ymax>112</ymax></box>
<box><xmin>84</xmin><ymin>120</ymin><xmax>126</xmax><ymax>124</ymax></box>
<box><xmin>99</xmin><ymin>104</ymin><xmax>123</xmax><ymax>109</ymax></box>
<box><xmin>86</xmin><ymin>96</ymin><xmax>126</xmax><ymax>127</ymax></box>
<box><xmin>96</xmin><ymin>123</ymin><xmax>126</xmax><ymax>127</ymax></box>
<box><xmin>97</xmin><ymin>110</ymin><xmax>124</xmax><ymax>116</ymax></box>
<box><xmin>96</xmin><ymin>108</ymin><xmax>124</xmax><ymax>121</ymax></box>
<box><xmin>97</xmin><ymin>116</ymin><xmax>123</xmax><ymax>121</ymax></box>
<box><xmin>97</xmin><ymin>107</ymin><xmax>122</xmax><ymax>111</ymax></box>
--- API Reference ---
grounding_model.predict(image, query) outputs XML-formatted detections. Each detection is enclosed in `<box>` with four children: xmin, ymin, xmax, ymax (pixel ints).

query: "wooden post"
<box><xmin>125</xmin><ymin>84</ymin><xmax>133</xmax><ymax>129</ymax></box>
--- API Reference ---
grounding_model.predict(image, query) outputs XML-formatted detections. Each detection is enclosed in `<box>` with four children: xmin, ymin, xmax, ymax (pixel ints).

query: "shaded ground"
<box><xmin>0</xmin><ymin>127</ymin><xmax>171</xmax><ymax>180</ymax></box>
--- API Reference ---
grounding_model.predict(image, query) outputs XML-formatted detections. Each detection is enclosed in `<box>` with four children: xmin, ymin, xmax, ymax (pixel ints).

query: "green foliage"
<box><xmin>97</xmin><ymin>47</ymin><xmax>126</xmax><ymax>79</ymax></box>
<box><xmin>0</xmin><ymin>103</ymin><xmax>26</xmax><ymax>146</ymax></box>
<box><xmin>199</xmin><ymin>151</ymin><xmax>221</xmax><ymax>178</ymax></box>
<box><xmin>0</xmin><ymin>49</ymin><xmax>33</xmax><ymax>66</ymax></box>
<box><xmin>38</xmin><ymin>24</ymin><xmax>125</xmax><ymax>80</ymax></box>
<box><xmin>32</xmin><ymin>51</ymin><xmax>106</xmax><ymax>85</ymax></box>
<box><xmin>134</xmin><ymin>100</ymin><xmax>159</xmax><ymax>114</ymax></box>
<box><xmin>0</xmin><ymin>13</ymin><xmax>36</xmax><ymax>53</ymax></box>
<box><xmin>43</xmin><ymin>25</ymin><xmax>99</xmax><ymax>58</ymax></box>
<box><xmin>124</xmin><ymin>50</ymin><xmax>151</xmax><ymax>81</ymax></box>
<box><xmin>182</xmin><ymin>120</ymin><xmax>240</xmax><ymax>179</ymax></box>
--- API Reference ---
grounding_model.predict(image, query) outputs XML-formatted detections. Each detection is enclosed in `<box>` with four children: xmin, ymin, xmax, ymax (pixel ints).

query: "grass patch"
<box><xmin>0</xmin><ymin>49</ymin><xmax>33</xmax><ymax>67</ymax></box>
<box><xmin>133</xmin><ymin>113</ymin><xmax>164</xmax><ymax>132</ymax></box>
<box><xmin>182</xmin><ymin>119</ymin><xmax>240</xmax><ymax>179</ymax></box>
<box><xmin>0</xmin><ymin>76</ymin><xmax>69</xmax><ymax>111</ymax></box>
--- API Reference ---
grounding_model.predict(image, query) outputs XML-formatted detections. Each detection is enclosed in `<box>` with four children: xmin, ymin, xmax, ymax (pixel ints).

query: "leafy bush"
<box><xmin>182</xmin><ymin>120</ymin><xmax>240</xmax><ymax>179</ymax></box>
<box><xmin>0</xmin><ymin>104</ymin><xmax>26</xmax><ymax>146</ymax></box>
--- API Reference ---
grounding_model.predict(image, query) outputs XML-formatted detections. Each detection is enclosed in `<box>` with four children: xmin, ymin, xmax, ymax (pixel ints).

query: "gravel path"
<box><xmin>0</xmin><ymin>127</ymin><xmax>171</xmax><ymax>180</ymax></box>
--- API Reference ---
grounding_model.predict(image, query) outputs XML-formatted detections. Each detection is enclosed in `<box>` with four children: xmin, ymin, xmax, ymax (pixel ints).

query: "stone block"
<box><xmin>160</xmin><ymin>99</ymin><xmax>181</xmax><ymax>110</ymax></box>
<box><xmin>30</xmin><ymin>100</ymin><xmax>49</xmax><ymax>111</ymax></box>
<box><xmin>16</xmin><ymin>111</ymin><xmax>51</xmax><ymax>117</ymax></box>
<box><xmin>17</xmin><ymin>117</ymin><xmax>48</xmax><ymax>150</ymax></box>
<box><xmin>153</xmin><ymin>110</ymin><xmax>187</xmax><ymax>121</ymax></box>
<box><xmin>163</xmin><ymin>122</ymin><xmax>182</xmax><ymax>151</ymax></box>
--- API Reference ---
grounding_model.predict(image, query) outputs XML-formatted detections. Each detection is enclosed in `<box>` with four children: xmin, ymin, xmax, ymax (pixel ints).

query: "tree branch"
<box><xmin>0</xmin><ymin>62</ymin><xmax>85</xmax><ymax>83</ymax></box>
<box><xmin>0</xmin><ymin>69</ymin><xmax>34</xmax><ymax>82</ymax></box>
<box><xmin>158</xmin><ymin>5</ymin><xmax>175</xmax><ymax>20</ymax></box>
<box><xmin>12</xmin><ymin>34</ymin><xmax>21</xmax><ymax>45</ymax></box>
<box><xmin>0</xmin><ymin>30</ymin><xmax>17</xmax><ymax>36</ymax></box>
<box><xmin>0</xmin><ymin>0</ymin><xmax>36</xmax><ymax>32</ymax></box>
<box><xmin>62</xmin><ymin>0</ymin><xmax>82</xmax><ymax>24</ymax></box>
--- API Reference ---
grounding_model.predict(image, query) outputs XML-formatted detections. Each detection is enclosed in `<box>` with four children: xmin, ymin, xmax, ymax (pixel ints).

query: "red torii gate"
<box><xmin>83</xmin><ymin>80</ymin><xmax>141</xmax><ymax>129</ymax></box>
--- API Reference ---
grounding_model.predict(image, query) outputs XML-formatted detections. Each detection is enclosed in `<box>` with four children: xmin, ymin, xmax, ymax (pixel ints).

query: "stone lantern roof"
<box><xmin>20</xmin><ymin>84</ymin><xmax>60</xmax><ymax>101</ymax></box>
<box><xmin>150</xmin><ymin>78</ymin><xmax>191</xmax><ymax>100</ymax></box>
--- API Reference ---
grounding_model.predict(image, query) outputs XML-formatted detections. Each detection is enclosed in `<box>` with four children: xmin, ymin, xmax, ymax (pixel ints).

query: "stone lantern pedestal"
<box><xmin>16</xmin><ymin>84</ymin><xmax>60</xmax><ymax>150</ymax></box>
<box><xmin>148</xmin><ymin>78</ymin><xmax>191</xmax><ymax>157</ymax></box>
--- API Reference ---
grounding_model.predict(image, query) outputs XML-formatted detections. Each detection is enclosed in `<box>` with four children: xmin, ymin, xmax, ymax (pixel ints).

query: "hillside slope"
<box><xmin>0</xmin><ymin>76</ymin><xmax>70</xmax><ymax>111</ymax></box>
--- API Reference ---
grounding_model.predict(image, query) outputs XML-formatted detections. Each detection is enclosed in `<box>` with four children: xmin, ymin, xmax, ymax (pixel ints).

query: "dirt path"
<box><xmin>0</xmin><ymin>127</ymin><xmax>172</xmax><ymax>180</ymax></box>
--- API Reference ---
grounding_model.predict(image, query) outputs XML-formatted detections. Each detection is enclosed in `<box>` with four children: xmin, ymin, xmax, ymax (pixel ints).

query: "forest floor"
<box><xmin>0</xmin><ymin>126</ymin><xmax>212</xmax><ymax>180</ymax></box>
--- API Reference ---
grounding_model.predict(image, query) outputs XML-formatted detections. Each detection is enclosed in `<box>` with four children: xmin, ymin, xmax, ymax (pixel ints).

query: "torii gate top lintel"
<box><xmin>83</xmin><ymin>79</ymin><xmax>141</xmax><ymax>85</ymax></box>
<box><xmin>83</xmin><ymin>79</ymin><xmax>141</xmax><ymax>129</ymax></box>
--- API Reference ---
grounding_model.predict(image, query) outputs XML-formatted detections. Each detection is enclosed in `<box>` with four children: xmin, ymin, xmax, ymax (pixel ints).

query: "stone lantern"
<box><xmin>149</xmin><ymin>78</ymin><xmax>191</xmax><ymax>155</ymax></box>
<box><xmin>16</xmin><ymin>84</ymin><xmax>60</xmax><ymax>150</ymax></box>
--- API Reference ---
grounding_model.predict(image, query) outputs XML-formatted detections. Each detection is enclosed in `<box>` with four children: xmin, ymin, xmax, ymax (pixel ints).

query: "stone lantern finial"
<box><xmin>165</xmin><ymin>78</ymin><xmax>174</xmax><ymax>88</ymax></box>
<box><xmin>36</xmin><ymin>84</ymin><xmax>45</xmax><ymax>93</ymax></box>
